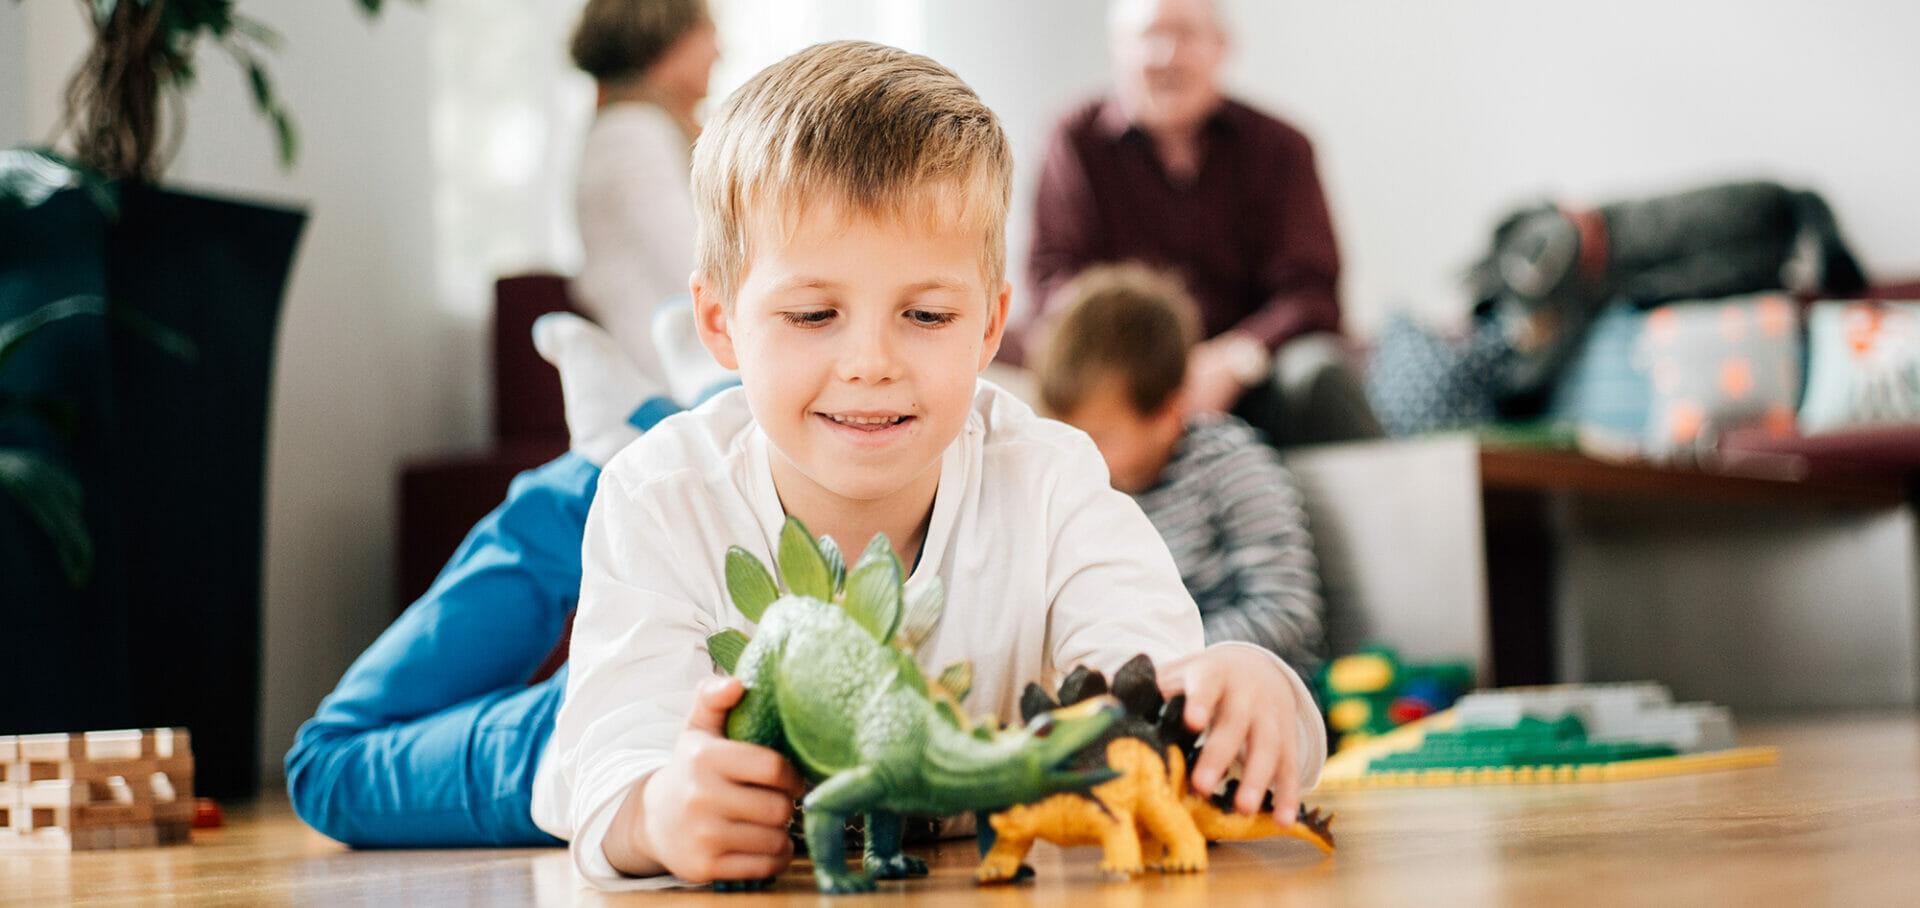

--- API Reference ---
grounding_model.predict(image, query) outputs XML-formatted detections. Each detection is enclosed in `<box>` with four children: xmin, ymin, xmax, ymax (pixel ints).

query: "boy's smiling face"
<box><xmin>693</xmin><ymin>199</ymin><xmax>1010</xmax><ymax>523</ymax></box>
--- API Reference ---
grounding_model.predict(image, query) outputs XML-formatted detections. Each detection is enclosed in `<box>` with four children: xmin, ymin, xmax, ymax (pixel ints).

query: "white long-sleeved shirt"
<box><xmin>530</xmin><ymin>381</ymin><xmax>1326</xmax><ymax>889</ymax></box>
<box><xmin>570</xmin><ymin>101</ymin><xmax>695</xmax><ymax>386</ymax></box>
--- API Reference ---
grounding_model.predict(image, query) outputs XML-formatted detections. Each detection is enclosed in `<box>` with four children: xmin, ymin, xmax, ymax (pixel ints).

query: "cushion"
<box><xmin>1798</xmin><ymin>300</ymin><xmax>1920</xmax><ymax>435</ymax></box>
<box><xmin>1545</xmin><ymin>299</ymin><xmax>1653</xmax><ymax>448</ymax></box>
<box><xmin>1364</xmin><ymin>313</ymin><xmax>1507</xmax><ymax>437</ymax></box>
<box><xmin>1636</xmin><ymin>294</ymin><xmax>1801</xmax><ymax>461</ymax></box>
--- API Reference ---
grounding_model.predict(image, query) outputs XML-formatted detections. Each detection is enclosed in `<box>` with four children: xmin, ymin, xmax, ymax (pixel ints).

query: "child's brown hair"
<box><xmin>569</xmin><ymin>0</ymin><xmax>710</xmax><ymax>83</ymax></box>
<box><xmin>690</xmin><ymin>40</ymin><xmax>1014</xmax><ymax>308</ymax></box>
<box><xmin>1038</xmin><ymin>263</ymin><xmax>1200</xmax><ymax>418</ymax></box>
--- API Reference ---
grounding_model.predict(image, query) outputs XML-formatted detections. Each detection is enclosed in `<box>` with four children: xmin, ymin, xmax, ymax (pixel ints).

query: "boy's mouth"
<box><xmin>820</xmin><ymin>412</ymin><xmax>912</xmax><ymax>432</ymax></box>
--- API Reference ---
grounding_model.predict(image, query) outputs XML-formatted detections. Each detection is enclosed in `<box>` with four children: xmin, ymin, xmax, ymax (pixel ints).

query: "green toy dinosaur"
<box><xmin>706</xmin><ymin>517</ymin><xmax>1123</xmax><ymax>894</ymax></box>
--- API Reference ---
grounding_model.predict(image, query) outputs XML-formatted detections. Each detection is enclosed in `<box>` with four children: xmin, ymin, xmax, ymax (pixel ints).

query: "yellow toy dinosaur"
<box><xmin>976</xmin><ymin>655</ymin><xmax>1334</xmax><ymax>883</ymax></box>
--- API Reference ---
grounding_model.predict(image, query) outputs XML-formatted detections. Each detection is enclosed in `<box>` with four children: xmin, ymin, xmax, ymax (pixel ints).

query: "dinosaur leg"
<box><xmin>1095</xmin><ymin>810</ymin><xmax>1145</xmax><ymax>877</ymax></box>
<box><xmin>802</xmin><ymin>768</ymin><xmax>884</xmax><ymax>893</ymax></box>
<box><xmin>1138</xmin><ymin>831</ymin><xmax>1164</xmax><ymax>869</ymax></box>
<box><xmin>1137</xmin><ymin>796</ymin><xmax>1207</xmax><ymax>873</ymax></box>
<box><xmin>862</xmin><ymin>810</ymin><xmax>927</xmax><ymax>880</ymax></box>
<box><xmin>973</xmin><ymin>809</ymin><xmax>1035</xmax><ymax>884</ymax></box>
<box><xmin>976</xmin><ymin>827</ymin><xmax>1039</xmax><ymax>884</ymax></box>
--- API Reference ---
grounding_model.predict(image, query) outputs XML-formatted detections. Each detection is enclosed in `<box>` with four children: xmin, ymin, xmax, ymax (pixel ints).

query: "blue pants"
<box><xmin>285</xmin><ymin>454</ymin><xmax>599</xmax><ymax>847</ymax></box>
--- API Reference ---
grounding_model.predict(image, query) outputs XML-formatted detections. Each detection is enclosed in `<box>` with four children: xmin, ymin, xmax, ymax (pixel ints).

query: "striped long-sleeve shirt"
<box><xmin>1131</xmin><ymin>414</ymin><xmax>1326</xmax><ymax>676</ymax></box>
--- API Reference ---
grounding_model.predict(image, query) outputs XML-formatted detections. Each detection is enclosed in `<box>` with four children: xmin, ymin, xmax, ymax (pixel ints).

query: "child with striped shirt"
<box><xmin>1036</xmin><ymin>263</ymin><xmax>1327</xmax><ymax>676</ymax></box>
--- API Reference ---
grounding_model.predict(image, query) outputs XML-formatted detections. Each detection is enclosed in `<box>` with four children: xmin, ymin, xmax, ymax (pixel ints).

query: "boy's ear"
<box><xmin>1160</xmin><ymin>385</ymin><xmax>1193</xmax><ymax>425</ymax></box>
<box><xmin>977</xmin><ymin>281</ymin><xmax>1012</xmax><ymax>370</ymax></box>
<box><xmin>690</xmin><ymin>272</ymin><xmax>740</xmax><ymax>370</ymax></box>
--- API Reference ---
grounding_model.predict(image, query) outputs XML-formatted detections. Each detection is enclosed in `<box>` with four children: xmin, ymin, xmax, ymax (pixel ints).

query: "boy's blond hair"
<box><xmin>691</xmin><ymin>40</ymin><xmax>1013</xmax><ymax>306</ymax></box>
<box><xmin>1038</xmin><ymin>263</ymin><xmax>1200</xmax><ymax>418</ymax></box>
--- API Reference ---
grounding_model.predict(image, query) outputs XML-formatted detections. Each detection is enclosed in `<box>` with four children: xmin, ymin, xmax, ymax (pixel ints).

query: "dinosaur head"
<box><xmin>1024</xmin><ymin>694</ymin><xmax>1127</xmax><ymax>793</ymax></box>
<box><xmin>918</xmin><ymin>692</ymin><xmax>1123</xmax><ymax>814</ymax></box>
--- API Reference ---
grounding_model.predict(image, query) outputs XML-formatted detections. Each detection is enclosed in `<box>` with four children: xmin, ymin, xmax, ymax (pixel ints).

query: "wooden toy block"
<box><xmin>0</xmin><ymin>728</ymin><xmax>196</xmax><ymax>851</ymax></box>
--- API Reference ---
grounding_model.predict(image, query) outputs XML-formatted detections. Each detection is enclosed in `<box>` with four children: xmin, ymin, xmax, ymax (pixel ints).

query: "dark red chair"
<box><xmin>394</xmin><ymin>273</ymin><xmax>578</xmax><ymax>611</ymax></box>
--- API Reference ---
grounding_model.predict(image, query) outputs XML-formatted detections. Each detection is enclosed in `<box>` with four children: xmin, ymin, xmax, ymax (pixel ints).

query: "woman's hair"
<box><xmin>1038</xmin><ymin>262</ymin><xmax>1200</xmax><ymax>417</ymax></box>
<box><xmin>569</xmin><ymin>0</ymin><xmax>710</xmax><ymax>83</ymax></box>
<box><xmin>690</xmin><ymin>40</ymin><xmax>1013</xmax><ymax>307</ymax></box>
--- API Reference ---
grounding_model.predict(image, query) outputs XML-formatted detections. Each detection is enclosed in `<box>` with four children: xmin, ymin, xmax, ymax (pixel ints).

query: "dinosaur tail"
<box><xmin>1185</xmin><ymin>782</ymin><xmax>1336</xmax><ymax>855</ymax></box>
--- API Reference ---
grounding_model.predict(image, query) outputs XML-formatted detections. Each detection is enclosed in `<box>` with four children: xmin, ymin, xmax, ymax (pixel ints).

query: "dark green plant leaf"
<box><xmin>0</xmin><ymin>296</ymin><xmax>108</xmax><ymax>374</ymax></box>
<box><xmin>0</xmin><ymin>449</ymin><xmax>93</xmax><ymax>586</ymax></box>
<box><xmin>0</xmin><ymin>149</ymin><xmax>117</xmax><ymax>215</ymax></box>
<box><xmin>707</xmin><ymin>629</ymin><xmax>750</xmax><ymax>675</ymax></box>
<box><xmin>106</xmin><ymin>304</ymin><xmax>197</xmax><ymax>364</ymax></box>
<box><xmin>776</xmin><ymin>517</ymin><xmax>831</xmax><ymax>600</ymax></box>
<box><xmin>724</xmin><ymin>546</ymin><xmax>778</xmax><ymax>623</ymax></box>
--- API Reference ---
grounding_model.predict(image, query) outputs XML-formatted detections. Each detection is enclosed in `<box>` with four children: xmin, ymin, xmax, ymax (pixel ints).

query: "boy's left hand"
<box><xmin>1157</xmin><ymin>644</ymin><xmax>1303</xmax><ymax>824</ymax></box>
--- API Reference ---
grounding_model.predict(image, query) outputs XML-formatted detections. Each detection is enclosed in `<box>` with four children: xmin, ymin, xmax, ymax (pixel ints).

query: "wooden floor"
<box><xmin>7</xmin><ymin>714</ymin><xmax>1917</xmax><ymax>906</ymax></box>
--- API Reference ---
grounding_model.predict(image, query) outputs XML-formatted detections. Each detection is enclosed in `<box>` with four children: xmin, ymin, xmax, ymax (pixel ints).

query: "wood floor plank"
<box><xmin>5</xmin><ymin>714</ymin><xmax>1915</xmax><ymax>906</ymax></box>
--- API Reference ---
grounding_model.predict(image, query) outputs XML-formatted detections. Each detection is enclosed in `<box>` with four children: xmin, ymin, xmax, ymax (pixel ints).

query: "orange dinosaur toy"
<box><xmin>976</xmin><ymin>655</ymin><xmax>1334</xmax><ymax>883</ymax></box>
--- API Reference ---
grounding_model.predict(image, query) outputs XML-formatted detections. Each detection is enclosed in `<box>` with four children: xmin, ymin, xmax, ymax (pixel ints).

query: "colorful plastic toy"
<box><xmin>976</xmin><ymin>656</ymin><xmax>1334</xmax><ymax>884</ymax></box>
<box><xmin>1318</xmin><ymin>647</ymin><xmax>1473</xmax><ymax>749</ymax></box>
<box><xmin>707</xmin><ymin>517</ymin><xmax>1122</xmax><ymax>894</ymax></box>
<box><xmin>1318</xmin><ymin>682</ymin><xmax>1778</xmax><ymax>789</ymax></box>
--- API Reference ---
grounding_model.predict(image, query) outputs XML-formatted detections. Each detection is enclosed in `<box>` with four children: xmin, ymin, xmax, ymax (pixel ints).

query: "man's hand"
<box><xmin>1157</xmin><ymin>644</ymin><xmax>1303</xmax><ymax>825</ymax></box>
<box><xmin>1186</xmin><ymin>332</ymin><xmax>1267</xmax><ymax>415</ymax></box>
<box><xmin>602</xmin><ymin>676</ymin><xmax>806</xmax><ymax>882</ymax></box>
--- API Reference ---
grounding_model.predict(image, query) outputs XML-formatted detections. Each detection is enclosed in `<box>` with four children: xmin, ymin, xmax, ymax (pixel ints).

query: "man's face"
<box><xmin>692</xmin><ymin>201</ymin><xmax>1009</xmax><ymax>521</ymax></box>
<box><xmin>1110</xmin><ymin>0</ymin><xmax>1228</xmax><ymax>138</ymax></box>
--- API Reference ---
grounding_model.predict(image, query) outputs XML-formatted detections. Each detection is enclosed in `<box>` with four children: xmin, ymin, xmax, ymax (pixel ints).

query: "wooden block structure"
<box><xmin>0</xmin><ymin>728</ymin><xmax>195</xmax><ymax>851</ymax></box>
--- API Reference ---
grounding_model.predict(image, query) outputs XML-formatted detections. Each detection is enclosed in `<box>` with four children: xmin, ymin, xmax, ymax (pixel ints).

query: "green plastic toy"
<box><xmin>1317</xmin><ymin>646</ymin><xmax>1473</xmax><ymax>749</ymax></box>
<box><xmin>706</xmin><ymin>517</ymin><xmax>1122</xmax><ymax>894</ymax></box>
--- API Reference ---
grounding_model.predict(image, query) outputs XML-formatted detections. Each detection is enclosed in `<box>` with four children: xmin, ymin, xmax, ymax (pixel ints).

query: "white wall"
<box><xmin>1226</xmin><ymin>0</ymin><xmax>1920</xmax><ymax>334</ymax></box>
<box><xmin>18</xmin><ymin>1</ymin><xmax>1920</xmax><ymax>784</ymax></box>
<box><xmin>1</xmin><ymin>4</ymin><xmax>25</xmax><ymax>146</ymax></box>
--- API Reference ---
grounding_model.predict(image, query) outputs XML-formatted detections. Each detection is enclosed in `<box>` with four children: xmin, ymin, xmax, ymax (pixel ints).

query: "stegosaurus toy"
<box><xmin>976</xmin><ymin>655</ymin><xmax>1335</xmax><ymax>883</ymax></box>
<box><xmin>706</xmin><ymin>517</ymin><xmax>1123</xmax><ymax>894</ymax></box>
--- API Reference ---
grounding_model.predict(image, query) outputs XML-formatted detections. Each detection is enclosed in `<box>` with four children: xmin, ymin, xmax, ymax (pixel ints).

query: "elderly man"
<box><xmin>1017</xmin><ymin>0</ymin><xmax>1378</xmax><ymax>446</ymax></box>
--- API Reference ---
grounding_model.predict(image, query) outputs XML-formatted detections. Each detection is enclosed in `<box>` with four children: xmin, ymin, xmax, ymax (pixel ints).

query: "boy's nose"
<box><xmin>836</xmin><ymin>321</ymin><xmax>902</xmax><ymax>384</ymax></box>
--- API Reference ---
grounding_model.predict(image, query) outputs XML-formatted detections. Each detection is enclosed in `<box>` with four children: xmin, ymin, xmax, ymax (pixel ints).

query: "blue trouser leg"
<box><xmin>285</xmin><ymin>453</ymin><xmax>598</xmax><ymax>847</ymax></box>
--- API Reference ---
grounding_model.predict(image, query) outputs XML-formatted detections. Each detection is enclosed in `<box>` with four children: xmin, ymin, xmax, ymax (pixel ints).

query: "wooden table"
<box><xmin>7</xmin><ymin>715</ymin><xmax>1916</xmax><ymax>906</ymax></box>
<box><xmin>1475</xmin><ymin>444</ymin><xmax>1913</xmax><ymax>687</ymax></box>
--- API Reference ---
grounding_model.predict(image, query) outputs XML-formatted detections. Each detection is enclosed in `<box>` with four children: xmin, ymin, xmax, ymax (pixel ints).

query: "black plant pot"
<box><xmin>1</xmin><ymin>178</ymin><xmax>305</xmax><ymax>800</ymax></box>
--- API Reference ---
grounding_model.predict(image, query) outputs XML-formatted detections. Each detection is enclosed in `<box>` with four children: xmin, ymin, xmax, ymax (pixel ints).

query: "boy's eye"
<box><xmin>782</xmin><ymin>309</ymin><xmax>835</xmax><ymax>326</ymax></box>
<box><xmin>907</xmin><ymin>309</ymin><xmax>959</xmax><ymax>327</ymax></box>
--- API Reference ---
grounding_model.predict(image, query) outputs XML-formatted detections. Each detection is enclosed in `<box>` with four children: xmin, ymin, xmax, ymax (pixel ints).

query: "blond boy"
<box><xmin>532</xmin><ymin>41</ymin><xmax>1325</xmax><ymax>889</ymax></box>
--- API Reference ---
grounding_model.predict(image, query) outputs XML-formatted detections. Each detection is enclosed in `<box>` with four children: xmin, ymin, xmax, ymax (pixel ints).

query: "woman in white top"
<box><xmin>569</xmin><ymin>0</ymin><xmax>720</xmax><ymax>383</ymax></box>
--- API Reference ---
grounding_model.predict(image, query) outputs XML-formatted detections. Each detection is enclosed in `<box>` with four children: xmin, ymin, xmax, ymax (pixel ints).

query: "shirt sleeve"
<box><xmin>1197</xmin><ymin>444</ymin><xmax>1327</xmax><ymax>674</ymax></box>
<box><xmin>1013</xmin><ymin>115</ymin><xmax>1103</xmax><ymax>367</ymax></box>
<box><xmin>1234</xmin><ymin>131</ymin><xmax>1342</xmax><ymax>350</ymax></box>
<box><xmin>546</xmin><ymin>470</ymin><xmax>724</xmax><ymax>890</ymax></box>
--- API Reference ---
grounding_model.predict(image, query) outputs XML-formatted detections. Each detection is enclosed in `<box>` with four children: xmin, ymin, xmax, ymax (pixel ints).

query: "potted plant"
<box><xmin>2</xmin><ymin>0</ymin><xmax>414</xmax><ymax>798</ymax></box>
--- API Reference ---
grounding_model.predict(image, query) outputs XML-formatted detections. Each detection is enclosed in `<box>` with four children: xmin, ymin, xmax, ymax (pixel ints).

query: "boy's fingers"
<box><xmin>685</xmin><ymin>676</ymin><xmax>746</xmax><ymax>735</ymax></box>
<box><xmin>715</xmin><ymin>774</ymin><xmax>806</xmax><ymax>828</ymax></box>
<box><xmin>713</xmin><ymin>818</ymin><xmax>797</xmax><ymax>858</ymax></box>
<box><xmin>707</xmin><ymin>847</ymin><xmax>793</xmax><ymax>884</ymax></box>
<box><xmin>1234</xmin><ymin>715</ymin><xmax>1283</xmax><ymax>815</ymax></box>
<box><xmin>705</xmin><ymin>738</ymin><xmax>807</xmax><ymax>798</ymax></box>
<box><xmin>1189</xmin><ymin>697</ymin><xmax>1249</xmax><ymax>797</ymax></box>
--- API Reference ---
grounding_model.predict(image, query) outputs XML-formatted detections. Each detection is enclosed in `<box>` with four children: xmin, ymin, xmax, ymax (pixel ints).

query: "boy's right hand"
<box><xmin>602</xmin><ymin>676</ymin><xmax>807</xmax><ymax>882</ymax></box>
